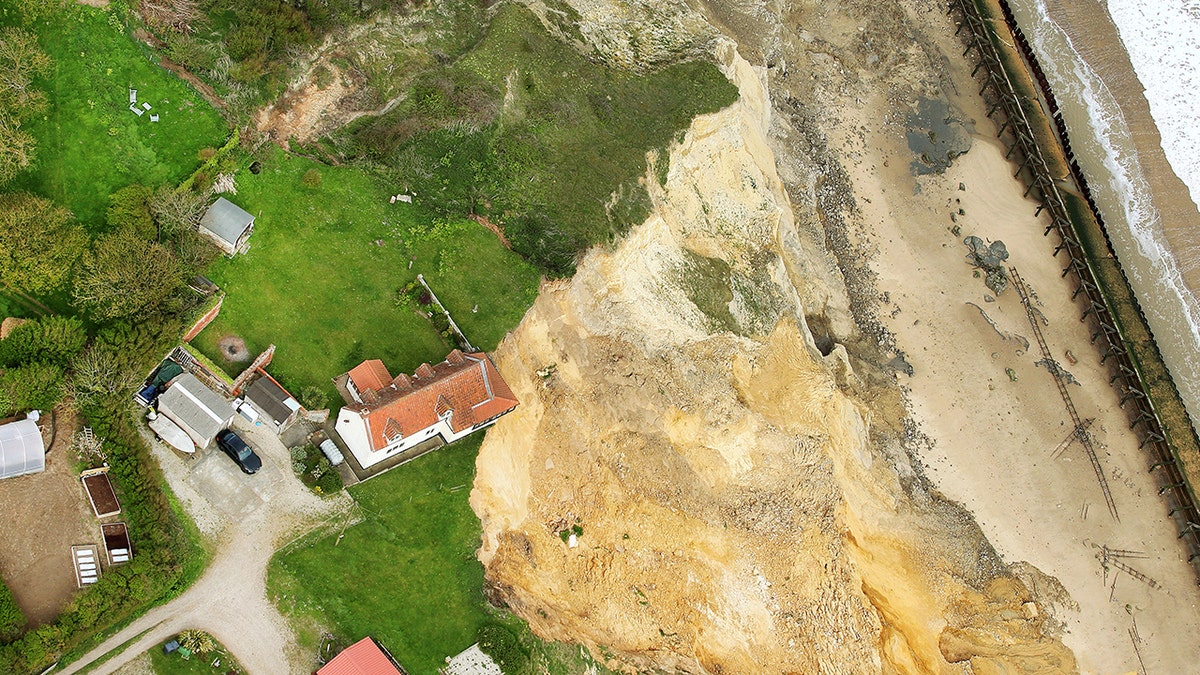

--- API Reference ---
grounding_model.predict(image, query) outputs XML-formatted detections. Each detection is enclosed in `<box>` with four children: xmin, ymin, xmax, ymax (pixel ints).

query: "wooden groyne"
<box><xmin>948</xmin><ymin>0</ymin><xmax>1200</xmax><ymax>579</ymax></box>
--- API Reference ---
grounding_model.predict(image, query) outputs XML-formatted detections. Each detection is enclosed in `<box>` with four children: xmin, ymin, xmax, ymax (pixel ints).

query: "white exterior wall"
<box><xmin>334</xmin><ymin>409</ymin><xmax>504</xmax><ymax>469</ymax></box>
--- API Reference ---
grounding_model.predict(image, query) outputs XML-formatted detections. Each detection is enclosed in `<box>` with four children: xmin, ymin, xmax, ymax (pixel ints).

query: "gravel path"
<box><xmin>57</xmin><ymin>417</ymin><xmax>354</xmax><ymax>675</ymax></box>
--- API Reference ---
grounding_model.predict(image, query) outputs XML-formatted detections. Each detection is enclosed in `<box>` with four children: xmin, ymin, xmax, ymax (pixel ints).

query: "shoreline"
<box><xmin>949</xmin><ymin>0</ymin><xmax>1200</xmax><ymax>577</ymax></box>
<box><xmin>1009</xmin><ymin>0</ymin><xmax>1200</xmax><ymax>446</ymax></box>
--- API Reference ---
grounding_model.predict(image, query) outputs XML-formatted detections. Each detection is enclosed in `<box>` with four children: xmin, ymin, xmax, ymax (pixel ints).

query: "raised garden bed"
<box><xmin>81</xmin><ymin>469</ymin><xmax>120</xmax><ymax>519</ymax></box>
<box><xmin>102</xmin><ymin>522</ymin><xmax>131</xmax><ymax>565</ymax></box>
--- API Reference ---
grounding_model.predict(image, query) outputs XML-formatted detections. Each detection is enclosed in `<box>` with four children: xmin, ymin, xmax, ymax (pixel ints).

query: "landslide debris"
<box><xmin>471</xmin><ymin>28</ymin><xmax>1076</xmax><ymax>673</ymax></box>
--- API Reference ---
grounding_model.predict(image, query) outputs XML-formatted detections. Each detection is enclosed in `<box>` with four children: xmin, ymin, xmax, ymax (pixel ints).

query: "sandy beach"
<box><xmin>835</xmin><ymin>5</ymin><xmax>1200</xmax><ymax>671</ymax></box>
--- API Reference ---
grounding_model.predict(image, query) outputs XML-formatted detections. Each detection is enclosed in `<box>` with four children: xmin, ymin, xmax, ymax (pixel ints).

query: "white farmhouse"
<box><xmin>335</xmin><ymin>350</ymin><xmax>517</xmax><ymax>470</ymax></box>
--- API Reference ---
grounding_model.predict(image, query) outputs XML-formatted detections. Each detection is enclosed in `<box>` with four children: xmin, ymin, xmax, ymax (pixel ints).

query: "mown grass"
<box><xmin>340</xmin><ymin>3</ymin><xmax>737</xmax><ymax>275</ymax></box>
<box><xmin>190</xmin><ymin>147</ymin><xmax>540</xmax><ymax>402</ymax></box>
<box><xmin>270</xmin><ymin>437</ymin><xmax>612</xmax><ymax>675</ymax></box>
<box><xmin>0</xmin><ymin>2</ymin><xmax>227</xmax><ymax>228</ymax></box>
<box><xmin>270</xmin><ymin>438</ymin><xmax>486</xmax><ymax>674</ymax></box>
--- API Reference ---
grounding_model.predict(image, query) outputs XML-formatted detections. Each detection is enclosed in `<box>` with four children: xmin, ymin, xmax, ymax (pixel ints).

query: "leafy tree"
<box><xmin>94</xmin><ymin>318</ymin><xmax>185</xmax><ymax>377</ymax></box>
<box><xmin>0</xmin><ymin>362</ymin><xmax>64</xmax><ymax>415</ymax></box>
<box><xmin>149</xmin><ymin>186</ymin><xmax>206</xmax><ymax>242</ymax></box>
<box><xmin>0</xmin><ymin>192</ymin><xmax>89</xmax><ymax>295</ymax></box>
<box><xmin>72</xmin><ymin>229</ymin><xmax>182</xmax><ymax>320</ymax></box>
<box><xmin>0</xmin><ymin>315</ymin><xmax>87</xmax><ymax>367</ymax></box>
<box><xmin>69</xmin><ymin>343</ymin><xmax>141</xmax><ymax>411</ymax></box>
<box><xmin>0</xmin><ymin>27</ymin><xmax>51</xmax><ymax>184</ymax></box>
<box><xmin>107</xmin><ymin>185</ymin><xmax>156</xmax><ymax>239</ymax></box>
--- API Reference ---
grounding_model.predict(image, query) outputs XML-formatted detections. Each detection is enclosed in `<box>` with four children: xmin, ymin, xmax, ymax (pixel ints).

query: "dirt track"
<box><xmin>57</xmin><ymin>418</ymin><xmax>353</xmax><ymax>675</ymax></box>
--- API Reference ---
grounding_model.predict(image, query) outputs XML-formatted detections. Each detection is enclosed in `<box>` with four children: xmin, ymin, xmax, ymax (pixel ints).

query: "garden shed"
<box><xmin>158</xmin><ymin>373</ymin><xmax>236</xmax><ymax>449</ymax></box>
<box><xmin>245</xmin><ymin>375</ymin><xmax>301</xmax><ymax>432</ymax></box>
<box><xmin>0</xmin><ymin>418</ymin><xmax>45</xmax><ymax>480</ymax></box>
<box><xmin>199</xmin><ymin>197</ymin><xmax>255</xmax><ymax>255</ymax></box>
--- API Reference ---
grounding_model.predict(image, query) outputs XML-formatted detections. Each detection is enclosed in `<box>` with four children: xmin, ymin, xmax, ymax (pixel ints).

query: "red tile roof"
<box><xmin>317</xmin><ymin>637</ymin><xmax>405</xmax><ymax>675</ymax></box>
<box><xmin>348</xmin><ymin>360</ymin><xmax>393</xmax><ymax>396</ymax></box>
<box><xmin>343</xmin><ymin>351</ymin><xmax>518</xmax><ymax>452</ymax></box>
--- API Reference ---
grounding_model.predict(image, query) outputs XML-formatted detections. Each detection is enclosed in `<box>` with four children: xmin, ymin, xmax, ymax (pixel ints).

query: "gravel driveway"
<box><xmin>57</xmin><ymin>416</ymin><xmax>355</xmax><ymax>675</ymax></box>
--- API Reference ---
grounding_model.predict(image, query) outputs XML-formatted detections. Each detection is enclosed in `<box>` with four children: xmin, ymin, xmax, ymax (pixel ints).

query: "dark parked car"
<box><xmin>216</xmin><ymin>430</ymin><xmax>262</xmax><ymax>475</ymax></box>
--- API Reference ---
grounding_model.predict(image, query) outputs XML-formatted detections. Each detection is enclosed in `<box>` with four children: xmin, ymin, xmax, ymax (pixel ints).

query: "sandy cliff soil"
<box><xmin>471</xmin><ymin>32</ymin><xmax>1076</xmax><ymax>673</ymax></box>
<box><xmin>473</xmin><ymin>0</ymin><xmax>1200</xmax><ymax>672</ymax></box>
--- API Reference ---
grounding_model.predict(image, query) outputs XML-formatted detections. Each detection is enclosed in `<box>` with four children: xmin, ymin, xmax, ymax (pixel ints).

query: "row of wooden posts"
<box><xmin>948</xmin><ymin>0</ymin><xmax>1200</xmax><ymax>580</ymax></box>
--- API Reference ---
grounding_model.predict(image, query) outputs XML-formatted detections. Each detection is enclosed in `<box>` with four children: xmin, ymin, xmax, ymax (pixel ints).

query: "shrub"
<box><xmin>316</xmin><ymin>470</ymin><xmax>342</xmax><ymax>494</ymax></box>
<box><xmin>298</xmin><ymin>385</ymin><xmax>327</xmax><ymax>411</ymax></box>
<box><xmin>0</xmin><ymin>316</ymin><xmax>86</xmax><ymax>368</ymax></box>
<box><xmin>291</xmin><ymin>460</ymin><xmax>306</xmax><ymax>475</ymax></box>
<box><xmin>177</xmin><ymin>629</ymin><xmax>215</xmax><ymax>654</ymax></box>
<box><xmin>0</xmin><ymin>578</ymin><xmax>24</xmax><ymax>643</ymax></box>
<box><xmin>289</xmin><ymin>446</ymin><xmax>308</xmax><ymax>462</ymax></box>
<box><xmin>106</xmin><ymin>184</ymin><xmax>155</xmax><ymax>239</ymax></box>
<box><xmin>301</xmin><ymin>168</ymin><xmax>322</xmax><ymax>188</ymax></box>
<box><xmin>0</xmin><ymin>363</ymin><xmax>64</xmax><ymax>415</ymax></box>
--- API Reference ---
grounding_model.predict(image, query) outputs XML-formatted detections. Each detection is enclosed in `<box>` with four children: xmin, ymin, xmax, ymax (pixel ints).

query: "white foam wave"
<box><xmin>1025</xmin><ymin>0</ymin><xmax>1200</xmax><ymax>402</ymax></box>
<box><xmin>1106</xmin><ymin>0</ymin><xmax>1200</xmax><ymax>214</ymax></box>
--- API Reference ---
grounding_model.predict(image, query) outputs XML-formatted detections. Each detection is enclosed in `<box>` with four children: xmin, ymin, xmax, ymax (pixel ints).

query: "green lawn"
<box><xmin>270</xmin><ymin>438</ymin><xmax>489</xmax><ymax>674</ymax></box>
<box><xmin>3</xmin><ymin>2</ymin><xmax>228</xmax><ymax>228</ymax></box>
<box><xmin>270</xmin><ymin>438</ymin><xmax>611</xmax><ymax>675</ymax></box>
<box><xmin>191</xmin><ymin>148</ymin><xmax>540</xmax><ymax>401</ymax></box>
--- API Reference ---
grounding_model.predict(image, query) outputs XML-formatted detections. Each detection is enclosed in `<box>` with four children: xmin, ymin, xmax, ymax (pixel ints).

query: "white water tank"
<box><xmin>319</xmin><ymin>439</ymin><xmax>344</xmax><ymax>466</ymax></box>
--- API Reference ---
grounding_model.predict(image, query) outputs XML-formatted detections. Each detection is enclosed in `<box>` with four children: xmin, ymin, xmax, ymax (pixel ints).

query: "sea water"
<box><xmin>1006</xmin><ymin>0</ymin><xmax>1200</xmax><ymax>430</ymax></box>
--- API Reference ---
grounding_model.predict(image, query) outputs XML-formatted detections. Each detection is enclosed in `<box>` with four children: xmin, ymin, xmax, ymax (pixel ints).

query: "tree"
<box><xmin>107</xmin><ymin>185</ymin><xmax>155</xmax><ymax>239</ymax></box>
<box><xmin>149</xmin><ymin>185</ymin><xmax>206</xmax><ymax>242</ymax></box>
<box><xmin>0</xmin><ymin>362</ymin><xmax>64</xmax><ymax>415</ymax></box>
<box><xmin>0</xmin><ymin>27</ymin><xmax>51</xmax><ymax>184</ymax></box>
<box><xmin>0</xmin><ymin>315</ymin><xmax>87</xmax><ymax>367</ymax></box>
<box><xmin>0</xmin><ymin>192</ymin><xmax>88</xmax><ymax>295</ymax></box>
<box><xmin>72</xmin><ymin>228</ymin><xmax>182</xmax><ymax>320</ymax></box>
<box><xmin>69</xmin><ymin>343</ymin><xmax>141</xmax><ymax>411</ymax></box>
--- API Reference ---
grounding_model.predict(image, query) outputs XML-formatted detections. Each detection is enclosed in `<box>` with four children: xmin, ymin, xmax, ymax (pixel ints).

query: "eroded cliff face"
<box><xmin>472</xmin><ymin>5</ymin><xmax>1077</xmax><ymax>674</ymax></box>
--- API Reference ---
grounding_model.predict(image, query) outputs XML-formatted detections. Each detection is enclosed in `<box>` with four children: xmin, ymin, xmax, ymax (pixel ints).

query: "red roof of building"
<box><xmin>347</xmin><ymin>359</ymin><xmax>393</xmax><ymax>397</ymax></box>
<box><xmin>344</xmin><ymin>350</ymin><xmax>518</xmax><ymax>452</ymax></box>
<box><xmin>317</xmin><ymin>637</ymin><xmax>405</xmax><ymax>675</ymax></box>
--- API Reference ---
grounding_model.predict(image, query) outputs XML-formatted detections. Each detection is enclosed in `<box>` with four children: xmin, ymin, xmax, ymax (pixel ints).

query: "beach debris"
<box><xmin>1036</xmin><ymin>358</ymin><xmax>1078</xmax><ymax>385</ymax></box>
<box><xmin>1094</xmin><ymin>543</ymin><xmax>1159</xmax><ymax>590</ymax></box>
<box><xmin>1006</xmin><ymin>368</ymin><xmax>1018</xmax><ymax>382</ymax></box>
<box><xmin>1012</xmin><ymin>267</ymin><xmax>1119</xmax><ymax>520</ymax></box>
<box><xmin>1064</xmin><ymin>349</ymin><xmax>1078</xmax><ymax>365</ymax></box>
<box><xmin>963</xmin><ymin>236</ymin><xmax>1009</xmax><ymax>295</ymax></box>
<box><xmin>959</xmin><ymin>182</ymin><xmax>966</xmax><ymax>191</ymax></box>
<box><xmin>1051</xmin><ymin>418</ymin><xmax>1093</xmax><ymax>459</ymax></box>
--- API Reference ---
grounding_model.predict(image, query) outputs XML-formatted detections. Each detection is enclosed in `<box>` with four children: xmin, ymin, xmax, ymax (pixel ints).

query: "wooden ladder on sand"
<box><xmin>1011</xmin><ymin>267</ymin><xmax>1119</xmax><ymax>520</ymax></box>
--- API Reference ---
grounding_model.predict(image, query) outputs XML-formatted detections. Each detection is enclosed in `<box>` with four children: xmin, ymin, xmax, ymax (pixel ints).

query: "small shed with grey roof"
<box><xmin>0</xmin><ymin>418</ymin><xmax>45</xmax><ymax>480</ymax></box>
<box><xmin>245</xmin><ymin>376</ymin><xmax>302</xmax><ymax>432</ymax></box>
<box><xmin>199</xmin><ymin>197</ymin><xmax>255</xmax><ymax>255</ymax></box>
<box><xmin>158</xmin><ymin>373</ymin><xmax>235</xmax><ymax>448</ymax></box>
